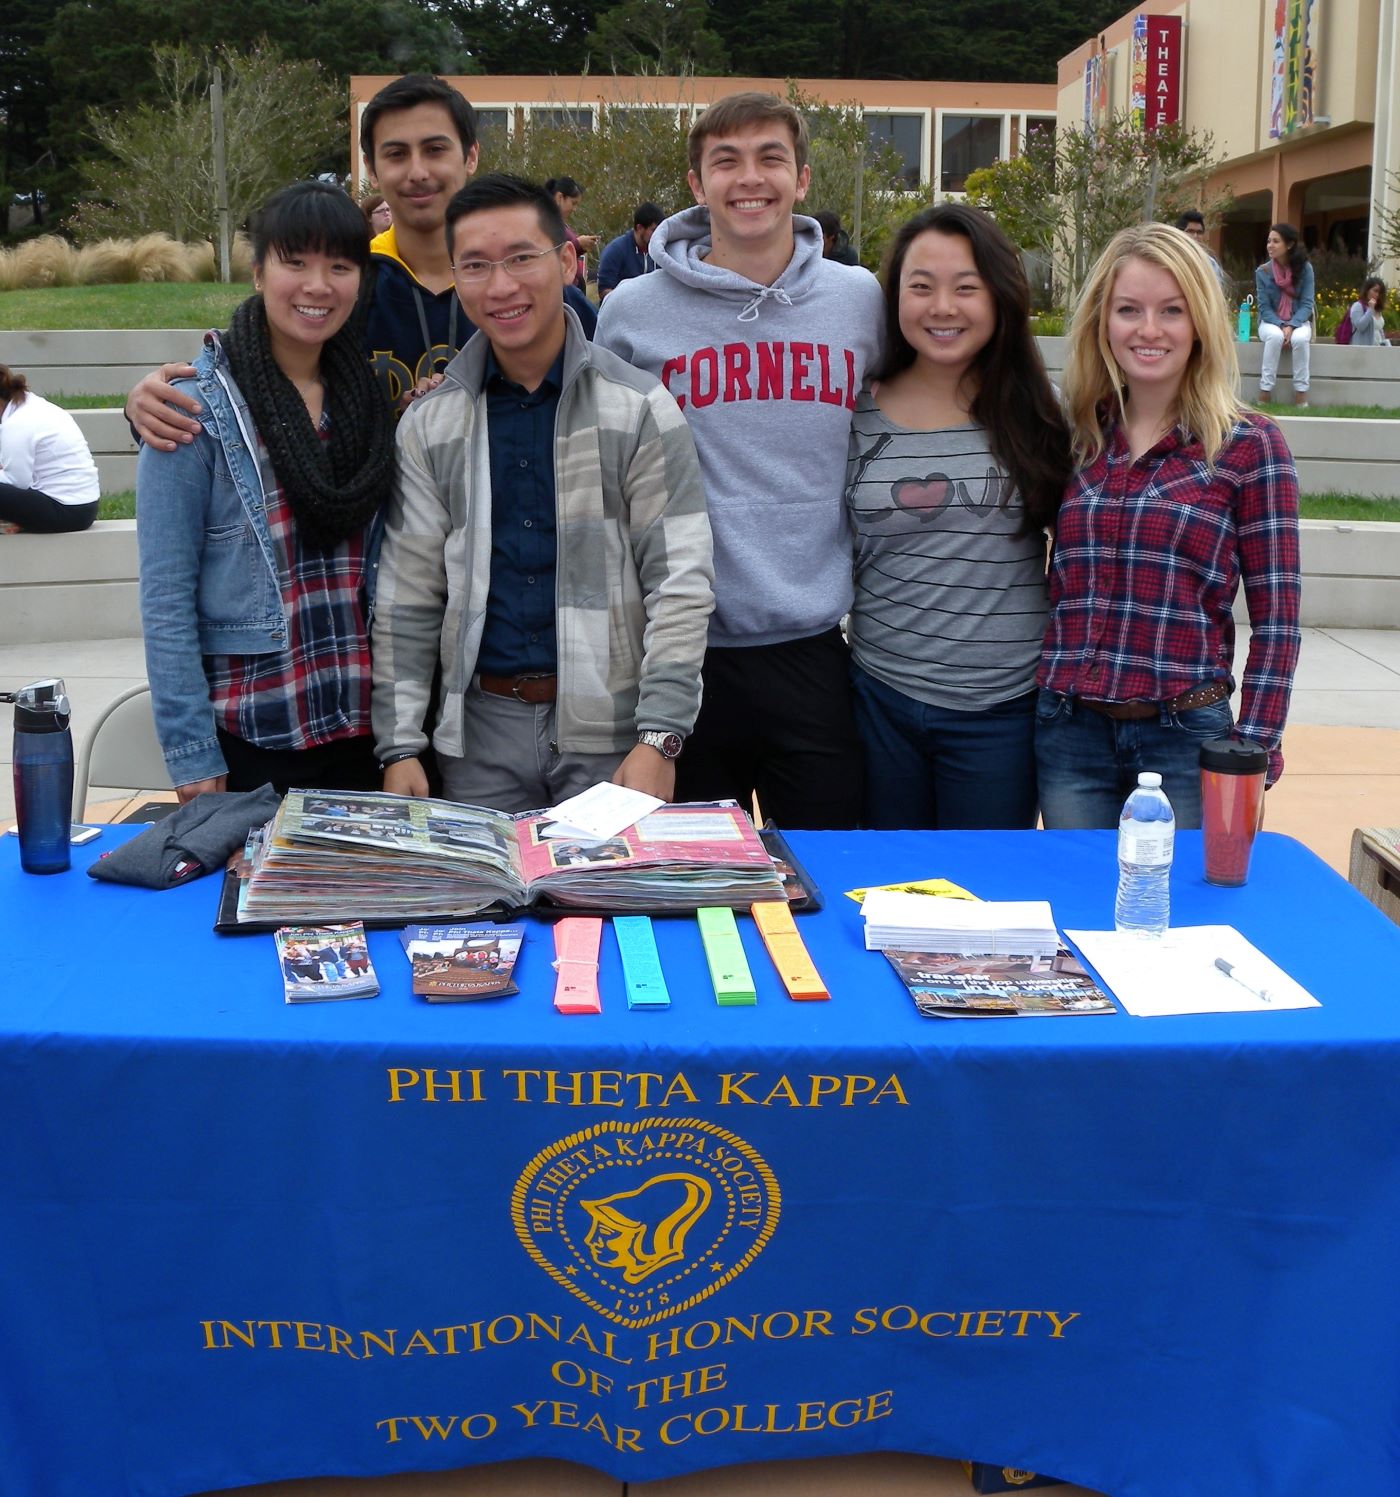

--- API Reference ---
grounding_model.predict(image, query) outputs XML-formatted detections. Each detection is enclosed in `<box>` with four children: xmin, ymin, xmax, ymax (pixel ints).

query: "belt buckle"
<box><xmin>512</xmin><ymin>672</ymin><xmax>548</xmax><ymax>702</ymax></box>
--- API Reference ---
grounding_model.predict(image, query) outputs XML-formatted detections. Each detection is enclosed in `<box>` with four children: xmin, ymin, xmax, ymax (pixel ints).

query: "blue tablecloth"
<box><xmin>3</xmin><ymin>828</ymin><xmax>1400</xmax><ymax>1497</ymax></box>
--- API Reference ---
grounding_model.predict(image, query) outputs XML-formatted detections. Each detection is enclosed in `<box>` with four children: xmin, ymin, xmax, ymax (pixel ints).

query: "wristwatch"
<box><xmin>638</xmin><ymin>730</ymin><xmax>684</xmax><ymax>761</ymax></box>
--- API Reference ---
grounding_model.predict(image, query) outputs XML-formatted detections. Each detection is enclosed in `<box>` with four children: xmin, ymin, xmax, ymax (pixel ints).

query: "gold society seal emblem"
<box><xmin>512</xmin><ymin>1119</ymin><xmax>781</xmax><ymax>1328</ymax></box>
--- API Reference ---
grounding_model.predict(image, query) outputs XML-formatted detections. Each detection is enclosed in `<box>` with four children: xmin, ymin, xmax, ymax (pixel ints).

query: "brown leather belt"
<box><xmin>1077</xmin><ymin>680</ymin><xmax>1231</xmax><ymax>721</ymax></box>
<box><xmin>478</xmin><ymin>672</ymin><xmax>558</xmax><ymax>704</ymax></box>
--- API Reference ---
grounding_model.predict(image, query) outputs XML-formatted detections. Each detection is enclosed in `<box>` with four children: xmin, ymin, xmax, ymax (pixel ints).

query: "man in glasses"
<box><xmin>370</xmin><ymin>174</ymin><xmax>715</xmax><ymax>811</ymax></box>
<box><xmin>1176</xmin><ymin>210</ymin><xmax>1226</xmax><ymax>291</ymax></box>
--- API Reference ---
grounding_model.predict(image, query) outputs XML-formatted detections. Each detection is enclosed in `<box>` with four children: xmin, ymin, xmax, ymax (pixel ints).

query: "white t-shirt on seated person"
<box><xmin>0</xmin><ymin>391</ymin><xmax>101</xmax><ymax>504</ymax></box>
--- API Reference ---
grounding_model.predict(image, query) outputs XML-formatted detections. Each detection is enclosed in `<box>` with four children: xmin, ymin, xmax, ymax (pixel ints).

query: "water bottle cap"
<box><xmin>10</xmin><ymin>677</ymin><xmax>70</xmax><ymax>733</ymax></box>
<box><xmin>1137</xmin><ymin>771</ymin><xmax>1163</xmax><ymax>788</ymax></box>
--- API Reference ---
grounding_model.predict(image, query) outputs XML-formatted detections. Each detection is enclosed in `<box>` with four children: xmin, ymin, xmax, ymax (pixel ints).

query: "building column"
<box><xmin>1372</xmin><ymin>0</ymin><xmax>1400</xmax><ymax>280</ymax></box>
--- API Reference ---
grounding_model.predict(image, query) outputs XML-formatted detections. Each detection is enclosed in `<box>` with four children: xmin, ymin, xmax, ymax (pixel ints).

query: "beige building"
<box><xmin>348</xmin><ymin>74</ymin><xmax>1056</xmax><ymax>200</ymax></box>
<box><xmin>1056</xmin><ymin>0</ymin><xmax>1400</xmax><ymax>278</ymax></box>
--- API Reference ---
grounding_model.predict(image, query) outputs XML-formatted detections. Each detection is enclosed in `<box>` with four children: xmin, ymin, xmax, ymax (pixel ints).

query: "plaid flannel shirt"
<box><xmin>206</xmin><ymin>425</ymin><xmax>371</xmax><ymax>753</ymax></box>
<box><xmin>1038</xmin><ymin>413</ymin><xmax>1301</xmax><ymax>783</ymax></box>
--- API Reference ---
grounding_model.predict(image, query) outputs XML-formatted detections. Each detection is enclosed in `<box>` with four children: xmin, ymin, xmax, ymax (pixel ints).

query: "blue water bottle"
<box><xmin>4</xmin><ymin>678</ymin><xmax>74</xmax><ymax>874</ymax></box>
<box><xmin>1236</xmin><ymin>295</ymin><xmax>1253</xmax><ymax>343</ymax></box>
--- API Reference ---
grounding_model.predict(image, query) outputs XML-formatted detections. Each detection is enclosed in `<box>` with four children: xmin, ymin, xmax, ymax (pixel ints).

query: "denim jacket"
<box><xmin>136</xmin><ymin>335</ymin><xmax>381</xmax><ymax>783</ymax></box>
<box><xmin>1254</xmin><ymin>260</ymin><xmax>1315</xmax><ymax>329</ymax></box>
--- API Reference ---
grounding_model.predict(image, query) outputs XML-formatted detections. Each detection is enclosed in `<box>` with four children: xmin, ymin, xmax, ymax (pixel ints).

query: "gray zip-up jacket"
<box><xmin>371</xmin><ymin>308</ymin><xmax>714</xmax><ymax>763</ymax></box>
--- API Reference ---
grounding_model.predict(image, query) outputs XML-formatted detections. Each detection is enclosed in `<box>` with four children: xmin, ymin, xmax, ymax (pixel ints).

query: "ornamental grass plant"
<box><xmin>0</xmin><ymin>232</ymin><xmax>253</xmax><ymax>291</ymax></box>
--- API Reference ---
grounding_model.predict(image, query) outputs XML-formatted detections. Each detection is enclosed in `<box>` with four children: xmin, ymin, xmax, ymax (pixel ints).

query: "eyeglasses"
<box><xmin>452</xmin><ymin>245</ymin><xmax>566</xmax><ymax>282</ymax></box>
<box><xmin>1183</xmin><ymin>225</ymin><xmax>1205</xmax><ymax>237</ymax></box>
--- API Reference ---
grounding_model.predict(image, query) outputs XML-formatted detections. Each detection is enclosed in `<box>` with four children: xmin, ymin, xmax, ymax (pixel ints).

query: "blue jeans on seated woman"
<box><xmin>852</xmin><ymin>664</ymin><xmax>1038</xmax><ymax>831</ymax></box>
<box><xmin>1034</xmin><ymin>689</ymin><xmax>1234</xmax><ymax>830</ymax></box>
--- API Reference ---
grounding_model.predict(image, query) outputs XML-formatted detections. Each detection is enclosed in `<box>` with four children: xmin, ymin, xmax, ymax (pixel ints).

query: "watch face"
<box><xmin>643</xmin><ymin>732</ymin><xmax>683</xmax><ymax>760</ymax></box>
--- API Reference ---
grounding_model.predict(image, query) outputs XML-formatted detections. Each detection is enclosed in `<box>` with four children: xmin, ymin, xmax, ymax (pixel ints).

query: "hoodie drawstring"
<box><xmin>737</xmin><ymin>285</ymin><xmax>794</xmax><ymax>323</ymax></box>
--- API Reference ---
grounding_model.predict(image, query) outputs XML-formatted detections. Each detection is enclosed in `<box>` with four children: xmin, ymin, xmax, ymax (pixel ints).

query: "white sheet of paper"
<box><xmin>1063</xmin><ymin>925</ymin><xmax>1320</xmax><ymax>1017</ymax></box>
<box><xmin>540</xmin><ymin>782</ymin><xmax>664</xmax><ymax>842</ymax></box>
<box><xmin>861</xmin><ymin>892</ymin><xmax>1054</xmax><ymax>932</ymax></box>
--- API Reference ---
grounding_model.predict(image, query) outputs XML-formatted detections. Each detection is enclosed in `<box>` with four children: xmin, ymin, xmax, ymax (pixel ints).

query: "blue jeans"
<box><xmin>1034</xmin><ymin>689</ymin><xmax>1234</xmax><ymax>830</ymax></box>
<box><xmin>852</xmin><ymin>665</ymin><xmax>1038</xmax><ymax>830</ymax></box>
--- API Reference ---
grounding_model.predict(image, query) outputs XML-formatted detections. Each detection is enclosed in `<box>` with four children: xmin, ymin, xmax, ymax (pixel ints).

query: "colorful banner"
<box><xmin>1130</xmin><ymin>15</ymin><xmax>1149</xmax><ymax>132</ymax></box>
<box><xmin>1083</xmin><ymin>35</ymin><xmax>1110</xmax><ymax>130</ymax></box>
<box><xmin>1271</xmin><ymin>0</ymin><xmax>1317</xmax><ymax>138</ymax></box>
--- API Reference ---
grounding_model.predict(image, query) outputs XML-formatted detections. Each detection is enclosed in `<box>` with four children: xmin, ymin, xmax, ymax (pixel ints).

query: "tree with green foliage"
<box><xmin>585</xmin><ymin>0</ymin><xmax>731</xmax><ymax>75</ymax></box>
<box><xmin>442</xmin><ymin>0</ymin><xmax>598</xmax><ymax>74</ymax></box>
<box><xmin>707</xmin><ymin>0</ymin><xmax>1130</xmax><ymax>84</ymax></box>
<box><xmin>965</xmin><ymin>113</ymin><xmax>1230</xmax><ymax>300</ymax></box>
<box><xmin>67</xmin><ymin>41</ymin><xmax>343</xmax><ymax>245</ymax></box>
<box><xmin>0</xmin><ymin>0</ymin><xmax>60</xmax><ymax>232</ymax></box>
<box><xmin>32</xmin><ymin>0</ymin><xmax>473</xmax><ymax>229</ymax></box>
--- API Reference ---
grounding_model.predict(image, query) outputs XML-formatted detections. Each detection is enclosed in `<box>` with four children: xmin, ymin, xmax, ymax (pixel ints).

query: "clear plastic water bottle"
<box><xmin>1115</xmin><ymin>771</ymin><xmax>1174</xmax><ymax>936</ymax></box>
<box><xmin>3</xmin><ymin>678</ymin><xmax>74</xmax><ymax>874</ymax></box>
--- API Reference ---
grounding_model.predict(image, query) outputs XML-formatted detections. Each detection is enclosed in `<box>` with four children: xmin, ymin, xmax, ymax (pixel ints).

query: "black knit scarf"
<box><xmin>221</xmin><ymin>295</ymin><xmax>393</xmax><ymax>549</ymax></box>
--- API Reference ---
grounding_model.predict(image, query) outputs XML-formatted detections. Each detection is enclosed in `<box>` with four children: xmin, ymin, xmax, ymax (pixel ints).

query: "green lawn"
<box><xmin>1296</xmin><ymin>492</ymin><xmax>1400</xmax><ymax>521</ymax></box>
<box><xmin>50</xmin><ymin>392</ymin><xmax>129</xmax><ymax>409</ymax></box>
<box><xmin>97</xmin><ymin>490</ymin><xmax>1400</xmax><ymax>523</ymax></box>
<box><xmin>1</xmin><ymin>282</ymin><xmax>250</xmax><ymax>330</ymax></box>
<box><xmin>1276</xmin><ymin>404</ymin><xmax>1400</xmax><ymax>420</ymax></box>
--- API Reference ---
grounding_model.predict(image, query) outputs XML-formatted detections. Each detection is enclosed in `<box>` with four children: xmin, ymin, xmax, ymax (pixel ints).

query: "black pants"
<box><xmin>0</xmin><ymin>483</ymin><xmax>98</xmax><ymax>533</ymax></box>
<box><xmin>675</xmin><ymin>627</ymin><xmax>864</xmax><ymax>831</ymax></box>
<box><xmin>216</xmin><ymin>729</ymin><xmax>379</xmax><ymax>797</ymax></box>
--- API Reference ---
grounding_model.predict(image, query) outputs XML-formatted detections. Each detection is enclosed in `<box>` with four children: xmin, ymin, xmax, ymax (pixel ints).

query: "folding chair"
<box><xmin>71</xmin><ymin>682</ymin><xmax>173</xmax><ymax>821</ymax></box>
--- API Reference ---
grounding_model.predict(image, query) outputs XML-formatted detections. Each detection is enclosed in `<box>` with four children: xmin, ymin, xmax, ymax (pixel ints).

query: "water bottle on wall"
<box><xmin>1115</xmin><ymin>771</ymin><xmax>1174</xmax><ymax>936</ymax></box>
<box><xmin>3</xmin><ymin>678</ymin><xmax>74</xmax><ymax>874</ymax></box>
<box><xmin>1236</xmin><ymin>295</ymin><xmax>1253</xmax><ymax>343</ymax></box>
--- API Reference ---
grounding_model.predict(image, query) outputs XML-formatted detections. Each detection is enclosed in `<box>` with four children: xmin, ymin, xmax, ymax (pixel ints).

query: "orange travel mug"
<box><xmin>1200</xmin><ymin>739</ymin><xmax>1268</xmax><ymax>886</ymax></box>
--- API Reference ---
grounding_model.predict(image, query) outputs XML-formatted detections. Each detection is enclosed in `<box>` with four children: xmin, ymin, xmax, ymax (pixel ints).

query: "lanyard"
<box><xmin>411</xmin><ymin>285</ymin><xmax>459</xmax><ymax>378</ymax></box>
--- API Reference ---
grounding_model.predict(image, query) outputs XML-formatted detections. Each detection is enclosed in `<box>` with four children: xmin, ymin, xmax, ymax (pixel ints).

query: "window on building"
<box><xmin>940</xmin><ymin>114</ymin><xmax>1003</xmax><ymax>193</ymax></box>
<box><xmin>607</xmin><ymin>106</ymin><xmax>673</xmax><ymax>136</ymax></box>
<box><xmin>1024</xmin><ymin>116</ymin><xmax>1055</xmax><ymax>150</ymax></box>
<box><xmin>474</xmin><ymin>108</ymin><xmax>511</xmax><ymax>136</ymax></box>
<box><xmin>864</xmin><ymin>113</ymin><xmax>923</xmax><ymax>190</ymax></box>
<box><xmin>531</xmin><ymin>107</ymin><xmax>594</xmax><ymax>133</ymax></box>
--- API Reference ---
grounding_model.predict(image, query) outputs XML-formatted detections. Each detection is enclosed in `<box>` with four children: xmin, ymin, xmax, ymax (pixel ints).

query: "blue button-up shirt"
<box><xmin>475</xmin><ymin>347</ymin><xmax>565</xmax><ymax>675</ymax></box>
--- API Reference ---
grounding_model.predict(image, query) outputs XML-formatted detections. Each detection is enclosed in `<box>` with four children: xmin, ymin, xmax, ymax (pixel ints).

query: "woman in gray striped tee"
<box><xmin>845</xmin><ymin>204</ymin><xmax>1071</xmax><ymax>829</ymax></box>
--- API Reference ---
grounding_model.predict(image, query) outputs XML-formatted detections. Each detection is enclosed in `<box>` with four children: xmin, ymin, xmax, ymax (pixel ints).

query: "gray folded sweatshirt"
<box><xmin>597</xmin><ymin>208</ymin><xmax>883</xmax><ymax>648</ymax></box>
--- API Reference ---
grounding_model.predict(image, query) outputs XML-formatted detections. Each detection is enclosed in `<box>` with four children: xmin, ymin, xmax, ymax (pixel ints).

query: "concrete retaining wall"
<box><xmin>0</xmin><ymin>521</ymin><xmax>139</xmax><ymax>643</ymax></box>
<box><xmin>1036</xmin><ymin>336</ymin><xmax>1400</xmax><ymax>410</ymax></box>
<box><xmin>1</xmin><ymin>518</ymin><xmax>1391</xmax><ymax>645</ymax></box>
<box><xmin>12</xmin><ymin>329</ymin><xmax>206</xmax><ymax>399</ymax></box>
<box><xmin>23</xmin><ymin>330</ymin><xmax>1400</xmax><ymax>498</ymax></box>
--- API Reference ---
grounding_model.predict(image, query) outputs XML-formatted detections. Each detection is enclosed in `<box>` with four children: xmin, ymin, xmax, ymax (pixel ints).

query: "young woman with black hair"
<box><xmin>844</xmin><ymin>203</ymin><xmax>1072</xmax><ymax>829</ymax></box>
<box><xmin>1348</xmin><ymin>277</ymin><xmax>1388</xmax><ymax>345</ymax></box>
<box><xmin>137</xmin><ymin>180</ymin><xmax>394</xmax><ymax>801</ymax></box>
<box><xmin>0</xmin><ymin>365</ymin><xmax>100</xmax><ymax>534</ymax></box>
<box><xmin>1255</xmin><ymin>221</ymin><xmax>1315</xmax><ymax>405</ymax></box>
<box><xmin>545</xmin><ymin>175</ymin><xmax>597</xmax><ymax>290</ymax></box>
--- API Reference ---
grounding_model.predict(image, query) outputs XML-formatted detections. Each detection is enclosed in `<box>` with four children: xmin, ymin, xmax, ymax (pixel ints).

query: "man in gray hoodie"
<box><xmin>596</xmin><ymin>93</ymin><xmax>883</xmax><ymax>831</ymax></box>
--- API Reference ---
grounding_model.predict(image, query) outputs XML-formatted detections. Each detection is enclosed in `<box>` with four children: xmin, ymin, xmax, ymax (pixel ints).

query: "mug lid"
<box><xmin>1199</xmin><ymin>737</ymin><xmax>1268</xmax><ymax>774</ymax></box>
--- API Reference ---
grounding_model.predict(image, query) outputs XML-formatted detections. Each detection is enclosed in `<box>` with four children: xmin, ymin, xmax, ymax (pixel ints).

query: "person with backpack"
<box><xmin>1341</xmin><ymin>278</ymin><xmax>1388</xmax><ymax>346</ymax></box>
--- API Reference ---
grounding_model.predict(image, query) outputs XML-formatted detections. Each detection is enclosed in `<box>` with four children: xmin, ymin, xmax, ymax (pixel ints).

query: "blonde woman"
<box><xmin>1035</xmin><ymin>222</ymin><xmax>1302</xmax><ymax>828</ymax></box>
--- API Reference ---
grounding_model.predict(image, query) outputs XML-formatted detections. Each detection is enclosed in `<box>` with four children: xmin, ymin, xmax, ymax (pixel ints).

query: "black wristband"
<box><xmin>377</xmin><ymin>751</ymin><xmax>420</xmax><ymax>772</ymax></box>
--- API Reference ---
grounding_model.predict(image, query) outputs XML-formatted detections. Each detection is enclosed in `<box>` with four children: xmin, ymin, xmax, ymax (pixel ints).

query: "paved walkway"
<box><xmin>3</xmin><ymin>628</ymin><xmax>1400</xmax><ymax>878</ymax></box>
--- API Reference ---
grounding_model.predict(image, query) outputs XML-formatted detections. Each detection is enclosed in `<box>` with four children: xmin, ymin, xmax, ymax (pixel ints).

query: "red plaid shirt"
<box><xmin>206</xmin><ymin>426</ymin><xmax>371</xmax><ymax>752</ymax></box>
<box><xmin>1038</xmin><ymin>413</ymin><xmax>1300</xmax><ymax>782</ymax></box>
